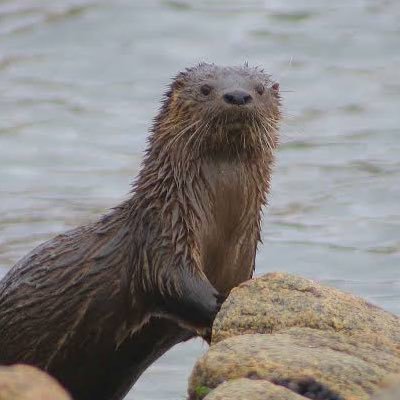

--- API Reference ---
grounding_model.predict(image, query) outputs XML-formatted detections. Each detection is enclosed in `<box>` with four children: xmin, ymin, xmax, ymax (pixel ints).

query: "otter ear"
<box><xmin>171</xmin><ymin>72</ymin><xmax>186</xmax><ymax>92</ymax></box>
<box><xmin>271</xmin><ymin>82</ymin><xmax>280</xmax><ymax>96</ymax></box>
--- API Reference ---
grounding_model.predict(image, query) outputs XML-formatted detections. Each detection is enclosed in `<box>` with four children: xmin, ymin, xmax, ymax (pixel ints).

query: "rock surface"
<box><xmin>372</xmin><ymin>377</ymin><xmax>400</xmax><ymax>400</ymax></box>
<box><xmin>188</xmin><ymin>273</ymin><xmax>400</xmax><ymax>400</ymax></box>
<box><xmin>0</xmin><ymin>364</ymin><xmax>71</xmax><ymax>400</ymax></box>
<box><xmin>201</xmin><ymin>378</ymin><xmax>305</xmax><ymax>400</ymax></box>
<box><xmin>212</xmin><ymin>272</ymin><xmax>400</xmax><ymax>345</ymax></box>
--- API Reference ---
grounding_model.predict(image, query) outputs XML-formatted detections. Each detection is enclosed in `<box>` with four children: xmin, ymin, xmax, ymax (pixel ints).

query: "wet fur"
<box><xmin>0</xmin><ymin>63</ymin><xmax>281</xmax><ymax>400</ymax></box>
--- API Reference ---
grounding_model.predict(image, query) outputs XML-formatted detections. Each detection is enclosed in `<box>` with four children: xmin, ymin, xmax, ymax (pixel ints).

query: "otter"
<box><xmin>0</xmin><ymin>63</ymin><xmax>281</xmax><ymax>400</ymax></box>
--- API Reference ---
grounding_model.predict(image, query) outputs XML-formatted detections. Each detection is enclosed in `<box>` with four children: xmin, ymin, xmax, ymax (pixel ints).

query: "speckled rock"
<box><xmin>188</xmin><ymin>273</ymin><xmax>400</xmax><ymax>400</ymax></box>
<box><xmin>189</xmin><ymin>331</ymin><xmax>393</xmax><ymax>399</ymax></box>
<box><xmin>202</xmin><ymin>378</ymin><xmax>306</xmax><ymax>400</ymax></box>
<box><xmin>212</xmin><ymin>273</ymin><xmax>400</xmax><ymax>346</ymax></box>
<box><xmin>0</xmin><ymin>364</ymin><xmax>71</xmax><ymax>400</ymax></box>
<box><xmin>372</xmin><ymin>377</ymin><xmax>400</xmax><ymax>400</ymax></box>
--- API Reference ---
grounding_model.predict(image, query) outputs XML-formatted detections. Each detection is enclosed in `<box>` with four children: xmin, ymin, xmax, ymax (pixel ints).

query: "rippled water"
<box><xmin>1</xmin><ymin>0</ymin><xmax>399</xmax><ymax>398</ymax></box>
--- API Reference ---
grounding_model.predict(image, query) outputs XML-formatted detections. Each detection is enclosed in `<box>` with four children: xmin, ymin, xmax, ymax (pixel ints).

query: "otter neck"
<box><xmin>128</xmin><ymin>143</ymin><xmax>272</xmax><ymax>294</ymax></box>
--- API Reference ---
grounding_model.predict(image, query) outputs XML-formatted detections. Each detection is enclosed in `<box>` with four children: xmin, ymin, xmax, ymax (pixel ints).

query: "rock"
<box><xmin>0</xmin><ymin>364</ymin><xmax>71</xmax><ymax>400</ymax></box>
<box><xmin>188</xmin><ymin>273</ymin><xmax>400</xmax><ymax>400</ymax></box>
<box><xmin>190</xmin><ymin>331</ymin><xmax>388</xmax><ymax>399</ymax></box>
<box><xmin>212</xmin><ymin>272</ymin><xmax>400</xmax><ymax>346</ymax></box>
<box><xmin>199</xmin><ymin>378</ymin><xmax>305</xmax><ymax>400</ymax></box>
<box><xmin>372</xmin><ymin>377</ymin><xmax>400</xmax><ymax>400</ymax></box>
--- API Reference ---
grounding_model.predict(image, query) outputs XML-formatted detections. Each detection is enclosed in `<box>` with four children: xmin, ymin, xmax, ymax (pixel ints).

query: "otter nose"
<box><xmin>223</xmin><ymin>90</ymin><xmax>252</xmax><ymax>106</ymax></box>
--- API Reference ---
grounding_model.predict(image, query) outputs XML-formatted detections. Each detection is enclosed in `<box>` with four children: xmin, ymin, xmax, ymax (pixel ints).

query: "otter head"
<box><xmin>152</xmin><ymin>63</ymin><xmax>281</xmax><ymax>159</ymax></box>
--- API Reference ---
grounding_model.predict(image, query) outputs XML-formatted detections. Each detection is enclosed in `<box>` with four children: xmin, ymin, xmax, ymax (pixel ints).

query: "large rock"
<box><xmin>188</xmin><ymin>273</ymin><xmax>400</xmax><ymax>400</ymax></box>
<box><xmin>212</xmin><ymin>272</ymin><xmax>400</xmax><ymax>345</ymax></box>
<box><xmin>0</xmin><ymin>364</ymin><xmax>71</xmax><ymax>400</ymax></box>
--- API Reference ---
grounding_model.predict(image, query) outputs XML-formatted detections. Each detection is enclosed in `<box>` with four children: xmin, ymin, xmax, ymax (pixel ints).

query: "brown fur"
<box><xmin>0</xmin><ymin>63</ymin><xmax>281</xmax><ymax>400</ymax></box>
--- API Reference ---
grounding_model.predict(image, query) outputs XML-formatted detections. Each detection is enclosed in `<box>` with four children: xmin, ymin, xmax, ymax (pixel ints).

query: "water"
<box><xmin>0</xmin><ymin>0</ymin><xmax>399</xmax><ymax>398</ymax></box>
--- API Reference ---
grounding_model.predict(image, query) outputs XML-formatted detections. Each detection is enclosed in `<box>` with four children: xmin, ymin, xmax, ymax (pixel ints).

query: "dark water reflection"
<box><xmin>0</xmin><ymin>0</ymin><xmax>399</xmax><ymax>398</ymax></box>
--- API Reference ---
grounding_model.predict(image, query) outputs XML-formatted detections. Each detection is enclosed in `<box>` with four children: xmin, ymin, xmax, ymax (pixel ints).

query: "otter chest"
<box><xmin>199</xmin><ymin>160</ymin><xmax>259</xmax><ymax>294</ymax></box>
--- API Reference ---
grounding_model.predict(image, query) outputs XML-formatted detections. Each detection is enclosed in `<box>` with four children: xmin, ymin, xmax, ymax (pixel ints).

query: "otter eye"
<box><xmin>200</xmin><ymin>84</ymin><xmax>212</xmax><ymax>96</ymax></box>
<box><xmin>255</xmin><ymin>84</ymin><xmax>265</xmax><ymax>95</ymax></box>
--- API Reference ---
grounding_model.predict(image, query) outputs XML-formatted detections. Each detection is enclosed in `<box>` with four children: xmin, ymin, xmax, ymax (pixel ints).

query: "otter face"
<box><xmin>172</xmin><ymin>63</ymin><xmax>280</xmax><ymax>117</ymax></box>
<box><xmin>155</xmin><ymin>63</ymin><xmax>281</xmax><ymax>156</ymax></box>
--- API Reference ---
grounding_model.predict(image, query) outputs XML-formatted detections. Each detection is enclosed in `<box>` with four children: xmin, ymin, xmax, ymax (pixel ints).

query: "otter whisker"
<box><xmin>165</xmin><ymin>119</ymin><xmax>200</xmax><ymax>151</ymax></box>
<box><xmin>255</xmin><ymin>110</ymin><xmax>278</xmax><ymax>151</ymax></box>
<box><xmin>242</xmin><ymin>120</ymin><xmax>247</xmax><ymax>150</ymax></box>
<box><xmin>183</xmin><ymin>121</ymin><xmax>207</xmax><ymax>156</ymax></box>
<box><xmin>251</xmin><ymin>114</ymin><xmax>262</xmax><ymax>153</ymax></box>
<box><xmin>258</xmin><ymin>121</ymin><xmax>274</xmax><ymax>152</ymax></box>
<box><xmin>192</xmin><ymin>119</ymin><xmax>209</xmax><ymax>154</ymax></box>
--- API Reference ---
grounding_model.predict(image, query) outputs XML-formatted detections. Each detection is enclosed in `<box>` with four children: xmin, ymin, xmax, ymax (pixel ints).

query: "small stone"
<box><xmin>0</xmin><ymin>364</ymin><xmax>71</xmax><ymax>400</ymax></box>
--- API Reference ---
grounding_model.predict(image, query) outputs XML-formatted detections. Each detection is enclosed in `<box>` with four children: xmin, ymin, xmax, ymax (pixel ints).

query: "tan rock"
<box><xmin>189</xmin><ymin>332</ymin><xmax>386</xmax><ymax>400</ymax></box>
<box><xmin>202</xmin><ymin>378</ymin><xmax>305</xmax><ymax>400</ymax></box>
<box><xmin>277</xmin><ymin>327</ymin><xmax>400</xmax><ymax>373</ymax></box>
<box><xmin>212</xmin><ymin>273</ymin><xmax>400</xmax><ymax>346</ymax></box>
<box><xmin>0</xmin><ymin>364</ymin><xmax>71</xmax><ymax>400</ymax></box>
<box><xmin>188</xmin><ymin>273</ymin><xmax>400</xmax><ymax>400</ymax></box>
<box><xmin>372</xmin><ymin>376</ymin><xmax>400</xmax><ymax>400</ymax></box>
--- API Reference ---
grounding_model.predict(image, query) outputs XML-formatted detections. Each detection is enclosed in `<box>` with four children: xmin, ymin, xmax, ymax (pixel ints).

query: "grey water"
<box><xmin>0</xmin><ymin>0</ymin><xmax>399</xmax><ymax>398</ymax></box>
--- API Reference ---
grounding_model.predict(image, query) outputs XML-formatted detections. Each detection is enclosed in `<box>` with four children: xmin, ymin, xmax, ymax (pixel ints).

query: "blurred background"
<box><xmin>0</xmin><ymin>0</ymin><xmax>399</xmax><ymax>399</ymax></box>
